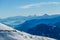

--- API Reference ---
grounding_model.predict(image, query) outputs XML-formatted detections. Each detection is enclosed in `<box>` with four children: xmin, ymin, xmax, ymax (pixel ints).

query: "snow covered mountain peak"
<box><xmin>0</xmin><ymin>23</ymin><xmax>56</xmax><ymax>40</ymax></box>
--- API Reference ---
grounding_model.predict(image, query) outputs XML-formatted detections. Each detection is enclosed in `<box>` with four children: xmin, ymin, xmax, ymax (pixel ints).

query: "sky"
<box><xmin>0</xmin><ymin>0</ymin><xmax>60</xmax><ymax>18</ymax></box>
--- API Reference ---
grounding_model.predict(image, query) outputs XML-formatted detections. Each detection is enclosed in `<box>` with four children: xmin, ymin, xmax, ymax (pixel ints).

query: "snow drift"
<box><xmin>0</xmin><ymin>23</ymin><xmax>56</xmax><ymax>40</ymax></box>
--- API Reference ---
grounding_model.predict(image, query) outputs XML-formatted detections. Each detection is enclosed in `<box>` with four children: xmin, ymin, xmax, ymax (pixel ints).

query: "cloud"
<box><xmin>20</xmin><ymin>4</ymin><xmax>33</xmax><ymax>9</ymax></box>
<box><xmin>20</xmin><ymin>4</ymin><xmax>38</xmax><ymax>9</ymax></box>
<box><xmin>20</xmin><ymin>2</ymin><xmax>60</xmax><ymax>9</ymax></box>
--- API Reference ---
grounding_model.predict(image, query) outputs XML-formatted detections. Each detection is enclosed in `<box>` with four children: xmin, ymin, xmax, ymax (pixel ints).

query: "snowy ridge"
<box><xmin>0</xmin><ymin>23</ymin><xmax>56</xmax><ymax>40</ymax></box>
<box><xmin>0</xmin><ymin>23</ymin><xmax>14</xmax><ymax>30</ymax></box>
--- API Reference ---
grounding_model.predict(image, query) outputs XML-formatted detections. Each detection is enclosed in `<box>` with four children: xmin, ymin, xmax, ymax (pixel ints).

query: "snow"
<box><xmin>0</xmin><ymin>23</ymin><xmax>56</xmax><ymax>40</ymax></box>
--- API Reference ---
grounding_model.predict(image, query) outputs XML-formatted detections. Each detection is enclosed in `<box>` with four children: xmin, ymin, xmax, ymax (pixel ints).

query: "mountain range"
<box><xmin>0</xmin><ymin>14</ymin><xmax>60</xmax><ymax>40</ymax></box>
<box><xmin>0</xmin><ymin>14</ymin><xmax>60</xmax><ymax>28</ymax></box>
<box><xmin>15</xmin><ymin>15</ymin><xmax>60</xmax><ymax>32</ymax></box>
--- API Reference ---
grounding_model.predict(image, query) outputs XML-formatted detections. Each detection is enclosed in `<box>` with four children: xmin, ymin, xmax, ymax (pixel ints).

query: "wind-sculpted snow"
<box><xmin>0</xmin><ymin>23</ymin><xmax>56</xmax><ymax>40</ymax></box>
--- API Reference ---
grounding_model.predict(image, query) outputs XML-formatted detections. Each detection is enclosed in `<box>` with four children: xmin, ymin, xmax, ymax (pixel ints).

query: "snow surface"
<box><xmin>0</xmin><ymin>23</ymin><xmax>56</xmax><ymax>40</ymax></box>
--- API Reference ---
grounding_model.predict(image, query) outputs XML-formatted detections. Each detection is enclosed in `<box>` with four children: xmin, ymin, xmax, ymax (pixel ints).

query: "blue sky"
<box><xmin>0</xmin><ymin>0</ymin><xmax>60</xmax><ymax>18</ymax></box>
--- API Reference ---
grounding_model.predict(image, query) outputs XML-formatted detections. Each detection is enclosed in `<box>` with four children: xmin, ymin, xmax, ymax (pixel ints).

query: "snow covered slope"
<box><xmin>0</xmin><ymin>23</ymin><xmax>56</xmax><ymax>40</ymax></box>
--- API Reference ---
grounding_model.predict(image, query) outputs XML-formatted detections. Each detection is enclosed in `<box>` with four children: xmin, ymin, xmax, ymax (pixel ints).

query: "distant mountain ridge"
<box><xmin>0</xmin><ymin>14</ymin><xmax>60</xmax><ymax>31</ymax></box>
<box><xmin>1</xmin><ymin>14</ymin><xmax>60</xmax><ymax>28</ymax></box>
